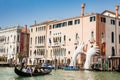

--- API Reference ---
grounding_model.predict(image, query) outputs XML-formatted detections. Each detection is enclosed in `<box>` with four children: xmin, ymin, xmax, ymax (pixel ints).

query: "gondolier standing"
<box><xmin>20</xmin><ymin>56</ymin><xmax>27</xmax><ymax>71</ymax></box>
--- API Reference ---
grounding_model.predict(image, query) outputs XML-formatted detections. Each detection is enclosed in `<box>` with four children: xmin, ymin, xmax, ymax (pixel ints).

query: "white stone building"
<box><xmin>0</xmin><ymin>26</ymin><xmax>22</xmax><ymax>63</ymax></box>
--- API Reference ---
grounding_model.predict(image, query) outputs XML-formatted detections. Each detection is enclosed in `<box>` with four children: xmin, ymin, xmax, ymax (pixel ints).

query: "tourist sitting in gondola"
<box><xmin>26</xmin><ymin>67</ymin><xmax>32</xmax><ymax>73</ymax></box>
<box><xmin>22</xmin><ymin>66</ymin><xmax>33</xmax><ymax>73</ymax></box>
<box><xmin>22</xmin><ymin>66</ymin><xmax>28</xmax><ymax>72</ymax></box>
<box><xmin>34</xmin><ymin>66</ymin><xmax>39</xmax><ymax>73</ymax></box>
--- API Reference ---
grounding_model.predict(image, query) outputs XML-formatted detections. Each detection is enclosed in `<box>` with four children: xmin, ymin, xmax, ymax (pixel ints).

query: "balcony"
<box><xmin>35</xmin><ymin>43</ymin><xmax>45</xmax><ymax>47</ymax></box>
<box><xmin>62</xmin><ymin>42</ymin><xmax>66</xmax><ymax>46</ymax></box>
<box><xmin>50</xmin><ymin>42</ymin><xmax>61</xmax><ymax>47</ymax></box>
<box><xmin>74</xmin><ymin>40</ymin><xmax>79</xmax><ymax>45</ymax></box>
<box><xmin>34</xmin><ymin>55</ymin><xmax>44</xmax><ymax>59</ymax></box>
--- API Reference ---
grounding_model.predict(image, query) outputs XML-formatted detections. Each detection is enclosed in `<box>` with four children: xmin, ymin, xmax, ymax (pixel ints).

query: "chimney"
<box><xmin>115</xmin><ymin>5</ymin><xmax>119</xmax><ymax>18</ymax></box>
<box><xmin>25</xmin><ymin>25</ymin><xmax>27</xmax><ymax>33</ymax></box>
<box><xmin>81</xmin><ymin>3</ymin><xmax>85</xmax><ymax>16</ymax></box>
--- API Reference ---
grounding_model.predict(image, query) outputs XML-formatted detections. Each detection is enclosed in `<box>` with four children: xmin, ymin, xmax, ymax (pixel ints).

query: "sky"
<box><xmin>0</xmin><ymin>0</ymin><xmax>120</xmax><ymax>28</ymax></box>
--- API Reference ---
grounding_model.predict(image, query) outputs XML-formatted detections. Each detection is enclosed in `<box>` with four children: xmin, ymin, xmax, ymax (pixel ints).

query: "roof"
<box><xmin>101</xmin><ymin>10</ymin><xmax>120</xmax><ymax>16</ymax></box>
<box><xmin>30</xmin><ymin>20</ymin><xmax>57</xmax><ymax>27</ymax></box>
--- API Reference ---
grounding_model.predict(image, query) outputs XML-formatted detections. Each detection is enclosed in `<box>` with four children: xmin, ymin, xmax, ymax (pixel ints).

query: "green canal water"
<box><xmin>0</xmin><ymin>67</ymin><xmax>120</xmax><ymax>80</ymax></box>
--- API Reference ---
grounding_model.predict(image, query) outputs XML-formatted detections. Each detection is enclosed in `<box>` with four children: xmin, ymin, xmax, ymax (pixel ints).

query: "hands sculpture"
<box><xmin>84</xmin><ymin>46</ymin><xmax>100</xmax><ymax>69</ymax></box>
<box><xmin>69</xmin><ymin>42</ymin><xmax>87</xmax><ymax>67</ymax></box>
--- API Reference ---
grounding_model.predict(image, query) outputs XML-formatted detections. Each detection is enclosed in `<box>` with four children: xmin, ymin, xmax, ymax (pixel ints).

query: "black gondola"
<box><xmin>91</xmin><ymin>63</ymin><xmax>101</xmax><ymax>71</ymax></box>
<box><xmin>14</xmin><ymin>67</ymin><xmax>52</xmax><ymax>77</ymax></box>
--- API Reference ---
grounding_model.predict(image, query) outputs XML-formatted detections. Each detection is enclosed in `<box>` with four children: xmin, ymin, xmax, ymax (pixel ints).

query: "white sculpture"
<box><xmin>69</xmin><ymin>41</ymin><xmax>100</xmax><ymax>70</ymax></box>
<box><xmin>84</xmin><ymin>46</ymin><xmax>100</xmax><ymax>69</ymax></box>
<box><xmin>69</xmin><ymin>42</ymin><xmax>87</xmax><ymax>67</ymax></box>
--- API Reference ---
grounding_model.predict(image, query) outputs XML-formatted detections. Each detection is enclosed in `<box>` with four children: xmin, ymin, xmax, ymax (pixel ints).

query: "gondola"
<box><xmin>14</xmin><ymin>67</ymin><xmax>52</xmax><ymax>77</ymax></box>
<box><xmin>91</xmin><ymin>63</ymin><xmax>101</xmax><ymax>71</ymax></box>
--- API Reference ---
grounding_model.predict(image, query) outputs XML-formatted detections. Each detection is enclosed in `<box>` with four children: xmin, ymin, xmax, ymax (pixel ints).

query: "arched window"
<box><xmin>91</xmin><ymin>31</ymin><xmax>94</xmax><ymax>38</ymax></box>
<box><xmin>76</xmin><ymin>33</ymin><xmax>78</xmax><ymax>39</ymax></box>
<box><xmin>119</xmin><ymin>35</ymin><xmax>120</xmax><ymax>44</ymax></box>
<box><xmin>30</xmin><ymin>38</ymin><xmax>32</xmax><ymax>44</ymax></box>
<box><xmin>101</xmin><ymin>32</ymin><xmax>104</xmax><ymax>38</ymax></box>
<box><xmin>35</xmin><ymin>37</ymin><xmax>37</xmax><ymax>44</ymax></box>
<box><xmin>101</xmin><ymin>32</ymin><xmax>104</xmax><ymax>43</ymax></box>
<box><xmin>111</xmin><ymin>47</ymin><xmax>115</xmax><ymax>56</ymax></box>
<box><xmin>111</xmin><ymin>32</ymin><xmax>114</xmax><ymax>43</ymax></box>
<box><xmin>41</xmin><ymin>36</ymin><xmax>43</xmax><ymax>43</ymax></box>
<box><xmin>40</xmin><ymin>36</ymin><xmax>41</xmax><ymax>43</ymax></box>
<box><xmin>75</xmin><ymin>46</ymin><xmax>77</xmax><ymax>49</ymax></box>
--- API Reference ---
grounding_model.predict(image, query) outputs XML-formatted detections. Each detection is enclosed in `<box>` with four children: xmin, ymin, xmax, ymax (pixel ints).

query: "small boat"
<box><xmin>91</xmin><ymin>63</ymin><xmax>101</xmax><ymax>71</ymax></box>
<box><xmin>14</xmin><ymin>67</ymin><xmax>52</xmax><ymax>77</ymax></box>
<box><xmin>64</xmin><ymin>66</ymin><xmax>80</xmax><ymax>71</ymax></box>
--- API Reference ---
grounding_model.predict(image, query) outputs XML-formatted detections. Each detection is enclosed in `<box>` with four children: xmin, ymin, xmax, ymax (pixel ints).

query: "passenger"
<box><xmin>29</xmin><ymin>66</ymin><xmax>33</xmax><ymax>73</ymax></box>
<box><xmin>42</xmin><ymin>62</ymin><xmax>45</xmax><ymax>67</ymax></box>
<box><xmin>40</xmin><ymin>68</ymin><xmax>45</xmax><ymax>72</ymax></box>
<box><xmin>26</xmin><ymin>67</ymin><xmax>33</xmax><ymax>73</ymax></box>
<box><xmin>22</xmin><ymin>66</ymin><xmax>27</xmax><ymax>72</ymax></box>
<box><xmin>34</xmin><ymin>67</ymin><xmax>38</xmax><ymax>73</ymax></box>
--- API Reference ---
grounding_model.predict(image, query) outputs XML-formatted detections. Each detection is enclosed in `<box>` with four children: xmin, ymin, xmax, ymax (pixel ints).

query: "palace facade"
<box><xmin>0</xmin><ymin>26</ymin><xmax>29</xmax><ymax>64</ymax></box>
<box><xmin>29</xmin><ymin>4</ymin><xmax>120</xmax><ymax>69</ymax></box>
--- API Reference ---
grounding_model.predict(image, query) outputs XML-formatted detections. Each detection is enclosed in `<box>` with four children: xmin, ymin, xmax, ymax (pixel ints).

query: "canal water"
<box><xmin>0</xmin><ymin>67</ymin><xmax>120</xmax><ymax>80</ymax></box>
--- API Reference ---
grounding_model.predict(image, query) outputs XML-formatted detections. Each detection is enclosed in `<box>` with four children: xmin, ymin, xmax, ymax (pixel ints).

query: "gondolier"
<box><xmin>20</xmin><ymin>56</ymin><xmax>27</xmax><ymax>71</ymax></box>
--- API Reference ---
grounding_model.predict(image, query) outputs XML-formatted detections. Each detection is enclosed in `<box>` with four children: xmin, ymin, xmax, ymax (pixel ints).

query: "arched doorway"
<box><xmin>67</xmin><ymin>58</ymin><xmax>71</xmax><ymax>65</ymax></box>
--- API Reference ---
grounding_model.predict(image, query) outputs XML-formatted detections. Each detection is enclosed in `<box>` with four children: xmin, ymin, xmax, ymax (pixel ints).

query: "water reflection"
<box><xmin>0</xmin><ymin>67</ymin><xmax>120</xmax><ymax>80</ymax></box>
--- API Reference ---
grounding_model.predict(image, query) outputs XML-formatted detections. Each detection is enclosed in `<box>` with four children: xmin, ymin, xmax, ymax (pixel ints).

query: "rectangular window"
<box><xmin>90</xmin><ymin>16</ymin><xmax>96</xmax><ymax>22</ymax></box>
<box><xmin>17</xmin><ymin>35</ymin><xmax>19</xmax><ymax>42</ymax></box>
<box><xmin>49</xmin><ymin>25</ymin><xmax>52</xmax><ymax>29</ymax></box>
<box><xmin>53</xmin><ymin>25</ymin><xmax>55</xmax><ymax>29</ymax></box>
<box><xmin>38</xmin><ymin>37</ymin><xmax>39</xmax><ymax>44</ymax></box>
<box><xmin>43</xmin><ymin>26</ymin><xmax>46</xmax><ymax>30</ymax></box>
<box><xmin>62</xmin><ymin>22</ymin><xmax>67</xmax><ymax>27</ymax></box>
<box><xmin>36</xmin><ymin>28</ymin><xmax>37</xmax><ymax>32</ymax></box>
<box><xmin>38</xmin><ymin>27</ymin><xmax>40</xmax><ymax>31</ymax></box>
<box><xmin>31</xmin><ymin>28</ymin><xmax>33</xmax><ymax>32</ymax></box>
<box><xmin>17</xmin><ymin>46</ymin><xmax>19</xmax><ymax>53</ymax></box>
<box><xmin>119</xmin><ymin>21</ymin><xmax>120</xmax><ymax>26</ymax></box>
<box><xmin>57</xmin><ymin>23</ymin><xmax>62</xmax><ymax>28</ymax></box>
<box><xmin>14</xmin><ymin>36</ymin><xmax>16</xmax><ymax>41</ymax></box>
<box><xmin>30</xmin><ymin>38</ymin><xmax>32</xmax><ymax>44</ymax></box>
<box><xmin>68</xmin><ymin>21</ymin><xmax>73</xmax><ymax>26</ymax></box>
<box><xmin>35</xmin><ymin>37</ymin><xmax>37</xmax><ymax>44</ymax></box>
<box><xmin>43</xmin><ymin>36</ymin><xmax>45</xmax><ymax>43</ymax></box>
<box><xmin>111</xmin><ymin>32</ymin><xmax>114</xmax><ymax>43</ymax></box>
<box><xmin>49</xmin><ymin>31</ymin><xmax>51</xmax><ymax>35</ymax></box>
<box><xmin>60</xmin><ymin>37</ymin><xmax>61</xmax><ymax>42</ymax></box>
<box><xmin>119</xmin><ymin>35</ymin><xmax>120</xmax><ymax>44</ymax></box>
<box><xmin>53</xmin><ymin>24</ymin><xmax>57</xmax><ymax>28</ymax></box>
<box><xmin>101</xmin><ymin>17</ymin><xmax>106</xmax><ymax>23</ymax></box>
<box><xmin>111</xmin><ymin>19</ymin><xmax>115</xmax><ymax>25</ymax></box>
<box><xmin>30</xmin><ymin>50</ymin><xmax>32</xmax><ymax>56</ymax></box>
<box><xmin>64</xmin><ymin>35</ymin><xmax>66</xmax><ymax>41</ymax></box>
<box><xmin>74</xmin><ymin>19</ymin><xmax>80</xmax><ymax>24</ymax></box>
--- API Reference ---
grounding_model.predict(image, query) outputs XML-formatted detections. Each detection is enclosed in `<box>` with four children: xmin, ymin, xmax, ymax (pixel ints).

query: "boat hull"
<box><xmin>14</xmin><ymin>67</ymin><xmax>52</xmax><ymax>77</ymax></box>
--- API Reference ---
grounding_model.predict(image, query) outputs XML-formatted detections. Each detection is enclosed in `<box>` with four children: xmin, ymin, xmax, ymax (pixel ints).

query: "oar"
<box><xmin>30</xmin><ymin>73</ymin><xmax>32</xmax><ymax>77</ymax></box>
